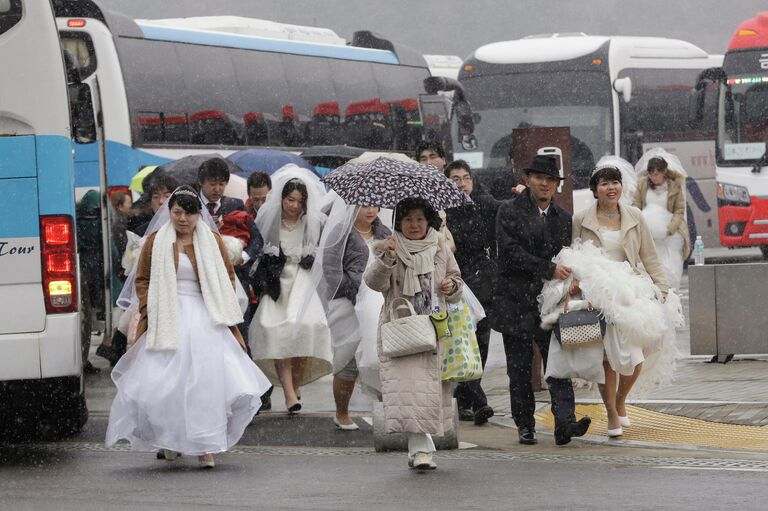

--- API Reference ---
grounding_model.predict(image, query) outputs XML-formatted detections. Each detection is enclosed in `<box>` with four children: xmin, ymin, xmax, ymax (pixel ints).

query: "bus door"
<box><xmin>63</xmin><ymin>53</ymin><xmax>113</xmax><ymax>339</ymax></box>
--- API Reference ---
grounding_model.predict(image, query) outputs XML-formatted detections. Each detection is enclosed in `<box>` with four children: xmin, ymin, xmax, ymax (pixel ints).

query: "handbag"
<box><xmin>553</xmin><ymin>295</ymin><xmax>606</xmax><ymax>350</ymax></box>
<box><xmin>381</xmin><ymin>297</ymin><xmax>438</xmax><ymax>358</ymax></box>
<box><xmin>440</xmin><ymin>299</ymin><xmax>484</xmax><ymax>382</ymax></box>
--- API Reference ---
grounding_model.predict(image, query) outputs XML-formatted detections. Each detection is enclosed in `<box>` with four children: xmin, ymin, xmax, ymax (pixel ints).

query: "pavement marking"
<box><xmin>657</xmin><ymin>466</ymin><xmax>768</xmax><ymax>473</ymax></box>
<box><xmin>12</xmin><ymin>441</ymin><xmax>768</xmax><ymax>471</ymax></box>
<box><xmin>535</xmin><ymin>404</ymin><xmax>768</xmax><ymax>452</ymax></box>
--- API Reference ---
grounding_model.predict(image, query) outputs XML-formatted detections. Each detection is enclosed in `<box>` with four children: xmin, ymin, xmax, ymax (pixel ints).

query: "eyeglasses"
<box><xmin>450</xmin><ymin>176</ymin><xmax>473</xmax><ymax>183</ymax></box>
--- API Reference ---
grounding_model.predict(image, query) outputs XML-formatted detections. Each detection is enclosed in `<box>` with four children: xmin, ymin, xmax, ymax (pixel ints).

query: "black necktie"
<box><xmin>207</xmin><ymin>202</ymin><xmax>217</xmax><ymax>217</ymax></box>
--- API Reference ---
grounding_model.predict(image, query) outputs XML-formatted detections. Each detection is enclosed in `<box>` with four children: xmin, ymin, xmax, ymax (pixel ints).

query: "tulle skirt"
<box><xmin>250</xmin><ymin>261</ymin><xmax>332</xmax><ymax>386</ymax></box>
<box><xmin>105</xmin><ymin>292</ymin><xmax>271</xmax><ymax>455</ymax></box>
<box><xmin>654</xmin><ymin>233</ymin><xmax>685</xmax><ymax>290</ymax></box>
<box><xmin>328</xmin><ymin>298</ymin><xmax>360</xmax><ymax>375</ymax></box>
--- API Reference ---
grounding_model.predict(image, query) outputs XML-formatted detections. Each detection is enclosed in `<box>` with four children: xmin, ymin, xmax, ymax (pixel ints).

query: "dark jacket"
<box><xmin>490</xmin><ymin>189</ymin><xmax>572</xmax><ymax>334</ymax></box>
<box><xmin>444</xmin><ymin>189</ymin><xmax>501</xmax><ymax>306</ymax></box>
<box><xmin>215</xmin><ymin>196</ymin><xmax>246</xmax><ymax>217</ymax></box>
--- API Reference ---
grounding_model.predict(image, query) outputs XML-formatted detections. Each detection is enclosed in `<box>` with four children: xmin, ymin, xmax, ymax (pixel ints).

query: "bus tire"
<box><xmin>36</xmin><ymin>376</ymin><xmax>89</xmax><ymax>440</ymax></box>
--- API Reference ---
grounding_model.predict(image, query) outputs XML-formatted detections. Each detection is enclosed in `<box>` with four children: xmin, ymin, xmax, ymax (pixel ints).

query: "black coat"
<box><xmin>490</xmin><ymin>189</ymin><xmax>572</xmax><ymax>334</ymax></box>
<box><xmin>444</xmin><ymin>189</ymin><xmax>501</xmax><ymax>306</ymax></box>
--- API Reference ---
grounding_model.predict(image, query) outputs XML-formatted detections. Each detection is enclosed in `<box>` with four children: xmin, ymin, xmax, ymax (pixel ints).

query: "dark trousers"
<box><xmin>454</xmin><ymin>318</ymin><xmax>491</xmax><ymax>410</ymax></box>
<box><xmin>502</xmin><ymin>327</ymin><xmax>575</xmax><ymax>430</ymax></box>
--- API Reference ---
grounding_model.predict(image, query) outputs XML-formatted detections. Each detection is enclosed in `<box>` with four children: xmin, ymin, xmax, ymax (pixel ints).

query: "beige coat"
<box><xmin>573</xmin><ymin>202</ymin><xmax>669</xmax><ymax>293</ymax></box>
<box><xmin>364</xmin><ymin>234</ymin><xmax>463</xmax><ymax>436</ymax></box>
<box><xmin>632</xmin><ymin>170</ymin><xmax>691</xmax><ymax>257</ymax></box>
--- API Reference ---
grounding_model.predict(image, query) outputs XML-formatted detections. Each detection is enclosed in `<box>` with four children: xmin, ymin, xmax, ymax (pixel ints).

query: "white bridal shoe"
<box><xmin>333</xmin><ymin>416</ymin><xmax>359</xmax><ymax>431</ymax></box>
<box><xmin>618</xmin><ymin>415</ymin><xmax>631</xmax><ymax>428</ymax></box>
<box><xmin>607</xmin><ymin>427</ymin><xmax>624</xmax><ymax>438</ymax></box>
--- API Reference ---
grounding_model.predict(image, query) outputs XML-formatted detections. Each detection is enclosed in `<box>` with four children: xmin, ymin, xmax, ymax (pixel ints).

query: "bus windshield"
<box><xmin>718</xmin><ymin>74</ymin><xmax>768</xmax><ymax>165</ymax></box>
<box><xmin>459</xmin><ymin>70</ymin><xmax>613</xmax><ymax>185</ymax></box>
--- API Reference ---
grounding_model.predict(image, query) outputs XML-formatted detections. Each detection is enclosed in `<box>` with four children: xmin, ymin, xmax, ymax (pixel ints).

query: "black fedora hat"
<box><xmin>524</xmin><ymin>155</ymin><xmax>564</xmax><ymax>180</ymax></box>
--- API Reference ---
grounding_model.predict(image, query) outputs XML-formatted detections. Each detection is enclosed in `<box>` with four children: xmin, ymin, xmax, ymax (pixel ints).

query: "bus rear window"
<box><xmin>60</xmin><ymin>31</ymin><xmax>96</xmax><ymax>79</ymax></box>
<box><xmin>0</xmin><ymin>0</ymin><xmax>22</xmax><ymax>35</ymax></box>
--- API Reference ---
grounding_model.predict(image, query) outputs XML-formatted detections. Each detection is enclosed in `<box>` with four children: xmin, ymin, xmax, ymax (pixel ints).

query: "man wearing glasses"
<box><xmin>444</xmin><ymin>159</ymin><xmax>501</xmax><ymax>425</ymax></box>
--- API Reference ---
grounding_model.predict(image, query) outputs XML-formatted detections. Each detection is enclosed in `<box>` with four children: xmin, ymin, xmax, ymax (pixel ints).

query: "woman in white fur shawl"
<box><xmin>106</xmin><ymin>186</ymin><xmax>271</xmax><ymax>469</ymax></box>
<box><xmin>564</xmin><ymin>166</ymin><xmax>681</xmax><ymax>438</ymax></box>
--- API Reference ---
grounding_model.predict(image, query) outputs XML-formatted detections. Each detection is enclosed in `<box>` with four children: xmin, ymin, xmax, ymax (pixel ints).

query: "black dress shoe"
<box><xmin>458</xmin><ymin>408</ymin><xmax>475</xmax><ymax>422</ymax></box>
<box><xmin>473</xmin><ymin>405</ymin><xmax>494</xmax><ymax>426</ymax></box>
<box><xmin>260</xmin><ymin>394</ymin><xmax>271</xmax><ymax>411</ymax></box>
<box><xmin>518</xmin><ymin>426</ymin><xmax>538</xmax><ymax>445</ymax></box>
<box><xmin>554</xmin><ymin>417</ymin><xmax>592</xmax><ymax>446</ymax></box>
<box><xmin>83</xmin><ymin>361</ymin><xmax>101</xmax><ymax>374</ymax></box>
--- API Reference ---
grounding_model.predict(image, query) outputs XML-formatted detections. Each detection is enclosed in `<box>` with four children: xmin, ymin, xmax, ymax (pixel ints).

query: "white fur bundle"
<box><xmin>221</xmin><ymin>235</ymin><xmax>245</xmax><ymax>266</ymax></box>
<box><xmin>539</xmin><ymin>240</ymin><xmax>675</xmax><ymax>349</ymax></box>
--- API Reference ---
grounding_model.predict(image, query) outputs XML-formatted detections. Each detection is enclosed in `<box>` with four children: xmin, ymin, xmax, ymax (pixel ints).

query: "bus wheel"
<box><xmin>761</xmin><ymin>246</ymin><xmax>768</xmax><ymax>259</ymax></box>
<box><xmin>36</xmin><ymin>377</ymin><xmax>89</xmax><ymax>440</ymax></box>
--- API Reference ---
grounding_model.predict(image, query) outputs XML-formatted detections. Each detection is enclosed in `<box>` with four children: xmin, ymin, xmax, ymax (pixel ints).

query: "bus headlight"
<box><xmin>717</xmin><ymin>182</ymin><xmax>751</xmax><ymax>206</ymax></box>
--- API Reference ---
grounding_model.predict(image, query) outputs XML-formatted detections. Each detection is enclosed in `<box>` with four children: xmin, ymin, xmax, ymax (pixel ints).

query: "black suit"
<box><xmin>491</xmin><ymin>189</ymin><xmax>575</xmax><ymax>431</ymax></box>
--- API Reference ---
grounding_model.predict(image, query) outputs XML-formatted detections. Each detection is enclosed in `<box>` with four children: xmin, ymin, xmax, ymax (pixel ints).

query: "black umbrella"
<box><xmin>153</xmin><ymin>154</ymin><xmax>242</xmax><ymax>187</ymax></box>
<box><xmin>300</xmin><ymin>145</ymin><xmax>367</xmax><ymax>170</ymax></box>
<box><xmin>322</xmin><ymin>156</ymin><xmax>471</xmax><ymax>210</ymax></box>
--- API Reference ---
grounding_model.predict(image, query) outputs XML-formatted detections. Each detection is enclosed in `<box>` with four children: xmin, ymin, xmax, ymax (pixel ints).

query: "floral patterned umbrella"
<box><xmin>321</xmin><ymin>156</ymin><xmax>471</xmax><ymax>209</ymax></box>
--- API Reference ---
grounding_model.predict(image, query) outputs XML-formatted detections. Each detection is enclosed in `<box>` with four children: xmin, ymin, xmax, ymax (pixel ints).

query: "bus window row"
<box><xmin>118</xmin><ymin>38</ymin><xmax>431</xmax><ymax>151</ymax></box>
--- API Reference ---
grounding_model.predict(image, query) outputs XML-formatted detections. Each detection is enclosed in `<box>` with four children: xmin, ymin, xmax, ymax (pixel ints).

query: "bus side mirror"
<box><xmin>613</xmin><ymin>77</ymin><xmax>632</xmax><ymax>103</ymax></box>
<box><xmin>424</xmin><ymin>76</ymin><xmax>476</xmax><ymax>142</ymax></box>
<box><xmin>689</xmin><ymin>67</ymin><xmax>726</xmax><ymax>129</ymax></box>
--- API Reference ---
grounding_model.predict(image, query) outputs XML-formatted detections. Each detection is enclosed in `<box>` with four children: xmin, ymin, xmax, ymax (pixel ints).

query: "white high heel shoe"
<box><xmin>607</xmin><ymin>427</ymin><xmax>624</xmax><ymax>438</ymax></box>
<box><xmin>618</xmin><ymin>415</ymin><xmax>631</xmax><ymax>428</ymax></box>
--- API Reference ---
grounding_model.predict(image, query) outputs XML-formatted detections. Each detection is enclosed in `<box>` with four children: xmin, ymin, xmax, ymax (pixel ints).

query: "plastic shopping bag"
<box><xmin>440</xmin><ymin>299</ymin><xmax>483</xmax><ymax>383</ymax></box>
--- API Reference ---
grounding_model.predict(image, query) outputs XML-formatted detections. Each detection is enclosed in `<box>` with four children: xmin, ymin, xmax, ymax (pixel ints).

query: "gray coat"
<box><xmin>363</xmin><ymin>233</ymin><xmax>463</xmax><ymax>435</ymax></box>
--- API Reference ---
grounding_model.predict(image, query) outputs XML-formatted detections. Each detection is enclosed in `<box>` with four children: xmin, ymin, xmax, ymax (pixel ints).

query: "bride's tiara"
<box><xmin>173</xmin><ymin>189</ymin><xmax>199</xmax><ymax>198</ymax></box>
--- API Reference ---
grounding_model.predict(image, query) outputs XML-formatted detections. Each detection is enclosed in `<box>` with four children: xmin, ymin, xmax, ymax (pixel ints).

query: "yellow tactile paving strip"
<box><xmin>535</xmin><ymin>404</ymin><xmax>768</xmax><ymax>451</ymax></box>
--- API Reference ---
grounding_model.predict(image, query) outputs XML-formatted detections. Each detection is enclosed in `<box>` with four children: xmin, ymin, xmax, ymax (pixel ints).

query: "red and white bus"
<box><xmin>697</xmin><ymin>12</ymin><xmax>768</xmax><ymax>255</ymax></box>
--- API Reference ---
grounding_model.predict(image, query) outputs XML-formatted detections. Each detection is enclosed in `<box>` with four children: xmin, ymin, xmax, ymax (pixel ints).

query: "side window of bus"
<box><xmin>331</xmin><ymin>60</ymin><xmax>390</xmax><ymax>150</ymax></box>
<box><xmin>282</xmin><ymin>54</ymin><xmax>339</xmax><ymax>147</ymax></box>
<box><xmin>618</xmin><ymin>68</ymin><xmax>710</xmax><ymax>160</ymax></box>
<box><xmin>374</xmin><ymin>65</ymin><xmax>431</xmax><ymax>152</ymax></box>
<box><xmin>234</xmin><ymin>50</ymin><xmax>289</xmax><ymax>147</ymax></box>
<box><xmin>0</xmin><ymin>0</ymin><xmax>22</xmax><ymax>35</ymax></box>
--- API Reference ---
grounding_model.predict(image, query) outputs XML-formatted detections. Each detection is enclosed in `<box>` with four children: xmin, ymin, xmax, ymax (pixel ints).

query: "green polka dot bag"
<box><xmin>440</xmin><ymin>299</ymin><xmax>483</xmax><ymax>382</ymax></box>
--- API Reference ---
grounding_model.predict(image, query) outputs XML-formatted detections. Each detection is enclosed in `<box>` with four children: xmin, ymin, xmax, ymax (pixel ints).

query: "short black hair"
<box><xmin>167</xmin><ymin>185</ymin><xmax>201</xmax><ymax>214</ymax></box>
<box><xmin>247</xmin><ymin>171</ymin><xmax>272</xmax><ymax>191</ymax></box>
<box><xmin>197</xmin><ymin>158</ymin><xmax>231</xmax><ymax>184</ymax></box>
<box><xmin>416</xmin><ymin>140</ymin><xmax>445</xmax><ymax>160</ymax></box>
<box><xmin>393</xmin><ymin>198</ymin><xmax>441</xmax><ymax>232</ymax></box>
<box><xmin>146</xmin><ymin>173</ymin><xmax>179</xmax><ymax>196</ymax></box>
<box><xmin>445</xmin><ymin>159</ymin><xmax>471</xmax><ymax>178</ymax></box>
<box><xmin>589</xmin><ymin>167</ymin><xmax>623</xmax><ymax>198</ymax></box>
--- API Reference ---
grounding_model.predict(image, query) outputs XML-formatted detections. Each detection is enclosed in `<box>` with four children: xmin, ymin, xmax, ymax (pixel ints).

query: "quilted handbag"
<box><xmin>381</xmin><ymin>297</ymin><xmax>438</xmax><ymax>358</ymax></box>
<box><xmin>553</xmin><ymin>295</ymin><xmax>606</xmax><ymax>350</ymax></box>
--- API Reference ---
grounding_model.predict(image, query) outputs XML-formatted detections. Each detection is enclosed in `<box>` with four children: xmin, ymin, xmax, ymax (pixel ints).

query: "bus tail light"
<box><xmin>67</xmin><ymin>19</ymin><xmax>87</xmax><ymax>28</ymax></box>
<box><xmin>40</xmin><ymin>216</ymin><xmax>78</xmax><ymax>313</ymax></box>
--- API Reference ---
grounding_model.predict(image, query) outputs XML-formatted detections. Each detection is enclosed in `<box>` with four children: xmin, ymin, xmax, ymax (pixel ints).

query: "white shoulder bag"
<box><xmin>381</xmin><ymin>297</ymin><xmax>437</xmax><ymax>358</ymax></box>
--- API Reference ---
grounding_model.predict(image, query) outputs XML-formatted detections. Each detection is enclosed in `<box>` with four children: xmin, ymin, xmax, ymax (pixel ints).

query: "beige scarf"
<box><xmin>146</xmin><ymin>221</ymin><xmax>243</xmax><ymax>351</ymax></box>
<box><xmin>393</xmin><ymin>228</ymin><xmax>439</xmax><ymax>296</ymax></box>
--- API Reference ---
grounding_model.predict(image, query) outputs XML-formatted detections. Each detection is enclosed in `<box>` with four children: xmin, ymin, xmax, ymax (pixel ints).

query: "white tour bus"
<box><xmin>451</xmin><ymin>34</ymin><xmax>722</xmax><ymax>245</ymax></box>
<box><xmin>53</xmin><ymin>0</ymin><xmax>438</xmax><ymax>337</ymax></box>
<box><xmin>0</xmin><ymin>0</ymin><xmax>87</xmax><ymax>438</ymax></box>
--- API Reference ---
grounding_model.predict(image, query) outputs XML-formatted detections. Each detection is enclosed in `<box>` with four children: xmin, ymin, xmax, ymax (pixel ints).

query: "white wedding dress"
<box><xmin>599</xmin><ymin>228</ymin><xmax>647</xmax><ymax>376</ymax></box>
<box><xmin>250</xmin><ymin>222</ymin><xmax>333</xmax><ymax>386</ymax></box>
<box><xmin>106</xmin><ymin>253</ymin><xmax>271</xmax><ymax>455</ymax></box>
<box><xmin>642</xmin><ymin>185</ymin><xmax>685</xmax><ymax>290</ymax></box>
